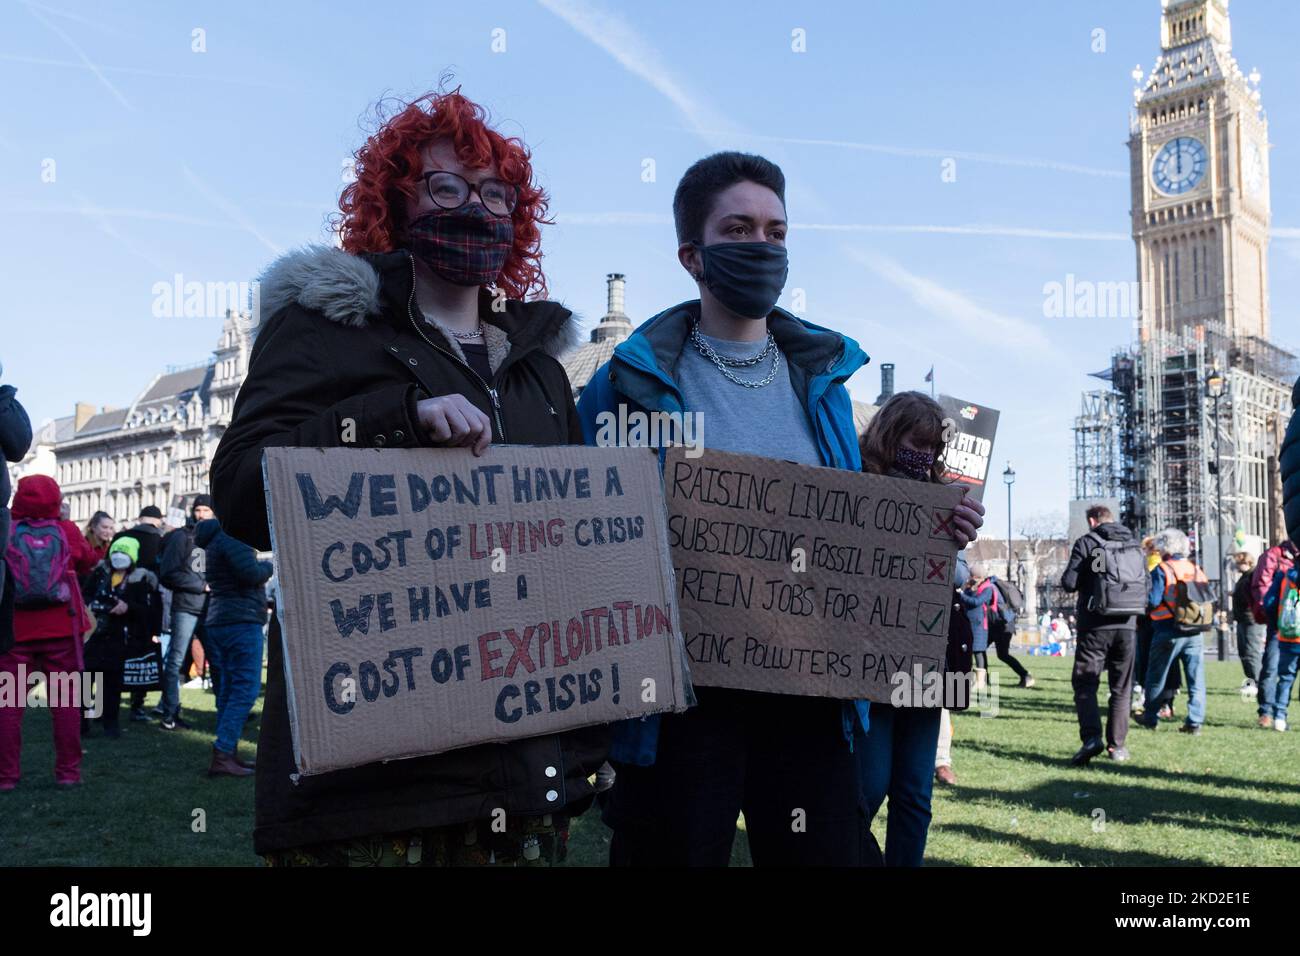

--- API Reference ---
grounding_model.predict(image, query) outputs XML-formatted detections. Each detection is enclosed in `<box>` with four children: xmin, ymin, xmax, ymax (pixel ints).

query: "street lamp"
<box><xmin>1003</xmin><ymin>463</ymin><xmax>1016</xmax><ymax>579</ymax></box>
<box><xmin>1206</xmin><ymin>368</ymin><xmax>1227</xmax><ymax>662</ymax></box>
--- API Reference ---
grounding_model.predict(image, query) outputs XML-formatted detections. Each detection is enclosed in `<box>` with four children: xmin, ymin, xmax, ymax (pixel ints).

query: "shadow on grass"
<box><xmin>955</xmin><ymin>739</ymin><xmax>1300</xmax><ymax>795</ymax></box>
<box><xmin>937</xmin><ymin>822</ymin><xmax>1188</xmax><ymax>866</ymax></box>
<box><xmin>949</xmin><ymin>774</ymin><xmax>1300</xmax><ymax>839</ymax></box>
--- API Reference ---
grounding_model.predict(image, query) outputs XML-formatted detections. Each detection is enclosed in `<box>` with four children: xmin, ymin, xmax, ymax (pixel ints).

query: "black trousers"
<box><xmin>1073</xmin><ymin>627</ymin><xmax>1135</xmax><ymax>748</ymax></box>
<box><xmin>604</xmin><ymin>687</ymin><xmax>867</xmax><ymax>866</ymax></box>
<box><xmin>990</xmin><ymin>626</ymin><xmax>1028</xmax><ymax>679</ymax></box>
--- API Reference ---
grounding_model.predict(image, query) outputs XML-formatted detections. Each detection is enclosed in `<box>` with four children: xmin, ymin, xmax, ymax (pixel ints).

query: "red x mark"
<box><xmin>931</xmin><ymin>510</ymin><xmax>955</xmax><ymax>538</ymax></box>
<box><xmin>926</xmin><ymin>557</ymin><xmax>947</xmax><ymax>581</ymax></box>
<box><xmin>504</xmin><ymin>625</ymin><xmax>538</xmax><ymax>678</ymax></box>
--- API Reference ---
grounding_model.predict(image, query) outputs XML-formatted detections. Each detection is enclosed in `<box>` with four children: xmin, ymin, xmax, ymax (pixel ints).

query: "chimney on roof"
<box><xmin>606</xmin><ymin>273</ymin><xmax>626</xmax><ymax>317</ymax></box>
<box><xmin>74</xmin><ymin>402</ymin><xmax>95</xmax><ymax>432</ymax></box>
<box><xmin>591</xmin><ymin>273</ymin><xmax>633</xmax><ymax>346</ymax></box>
<box><xmin>875</xmin><ymin>363</ymin><xmax>895</xmax><ymax>405</ymax></box>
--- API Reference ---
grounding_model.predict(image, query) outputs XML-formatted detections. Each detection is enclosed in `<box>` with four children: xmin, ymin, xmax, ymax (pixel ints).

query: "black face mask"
<box><xmin>692</xmin><ymin>240</ymin><xmax>789</xmax><ymax>320</ymax></box>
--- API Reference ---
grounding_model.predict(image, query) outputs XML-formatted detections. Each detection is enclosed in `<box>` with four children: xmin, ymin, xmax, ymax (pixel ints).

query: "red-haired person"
<box><xmin>0</xmin><ymin>476</ymin><xmax>99</xmax><ymax>789</ymax></box>
<box><xmin>211</xmin><ymin>89</ymin><xmax>603</xmax><ymax>866</ymax></box>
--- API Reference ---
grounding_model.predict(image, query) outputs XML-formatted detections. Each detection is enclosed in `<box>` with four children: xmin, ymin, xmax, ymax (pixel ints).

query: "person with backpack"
<box><xmin>987</xmin><ymin>572</ymin><xmax>1033</xmax><ymax>687</ymax></box>
<box><xmin>157</xmin><ymin>494</ymin><xmax>214</xmax><ymax>731</ymax></box>
<box><xmin>80</xmin><ymin>535</ymin><xmax>163</xmax><ymax>739</ymax></box>
<box><xmin>0</xmin><ymin>371</ymin><xmax>33</xmax><ymax>657</ymax></box>
<box><xmin>959</xmin><ymin>566</ymin><xmax>996</xmax><ymax>691</ymax></box>
<box><xmin>1060</xmin><ymin>505</ymin><xmax>1146</xmax><ymax>764</ymax></box>
<box><xmin>0</xmin><ymin>474</ymin><xmax>99</xmax><ymax>789</ymax></box>
<box><xmin>1136</xmin><ymin>527</ymin><xmax>1213</xmax><ymax>735</ymax></box>
<box><xmin>1249</xmin><ymin>539</ymin><xmax>1296</xmax><ymax>729</ymax></box>
<box><xmin>1261</xmin><ymin>563</ymin><xmax>1300</xmax><ymax>732</ymax></box>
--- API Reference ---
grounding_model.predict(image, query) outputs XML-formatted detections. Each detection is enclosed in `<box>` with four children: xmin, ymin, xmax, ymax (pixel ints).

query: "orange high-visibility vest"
<box><xmin>1149</xmin><ymin>558</ymin><xmax>1207</xmax><ymax>621</ymax></box>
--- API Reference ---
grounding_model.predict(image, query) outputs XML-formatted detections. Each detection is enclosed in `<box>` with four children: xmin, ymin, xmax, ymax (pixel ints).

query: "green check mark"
<box><xmin>919</xmin><ymin>608</ymin><xmax>944</xmax><ymax>633</ymax></box>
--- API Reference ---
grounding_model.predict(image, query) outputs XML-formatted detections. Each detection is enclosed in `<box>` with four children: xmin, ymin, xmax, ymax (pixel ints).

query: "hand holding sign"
<box><xmin>950</xmin><ymin>493</ymin><xmax>986</xmax><ymax>549</ymax></box>
<box><xmin>664</xmin><ymin>448</ymin><xmax>964</xmax><ymax>703</ymax></box>
<box><xmin>415</xmin><ymin>394</ymin><xmax>492</xmax><ymax>455</ymax></box>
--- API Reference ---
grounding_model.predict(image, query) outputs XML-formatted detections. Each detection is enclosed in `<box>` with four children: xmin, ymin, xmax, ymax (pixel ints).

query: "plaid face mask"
<box><xmin>407</xmin><ymin>204</ymin><xmax>514</xmax><ymax>287</ymax></box>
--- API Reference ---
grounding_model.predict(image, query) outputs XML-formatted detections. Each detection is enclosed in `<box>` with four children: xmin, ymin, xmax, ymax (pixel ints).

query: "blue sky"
<box><xmin>3</xmin><ymin>0</ymin><xmax>1299</xmax><ymax>541</ymax></box>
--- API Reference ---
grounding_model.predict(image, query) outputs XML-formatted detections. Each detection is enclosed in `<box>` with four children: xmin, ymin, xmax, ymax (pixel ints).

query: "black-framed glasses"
<box><xmin>421</xmin><ymin>170</ymin><xmax>518</xmax><ymax>216</ymax></box>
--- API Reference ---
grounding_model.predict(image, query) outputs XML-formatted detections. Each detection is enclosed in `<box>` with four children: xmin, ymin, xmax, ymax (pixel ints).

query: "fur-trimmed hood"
<box><xmin>254</xmin><ymin>244</ymin><xmax>581</xmax><ymax>359</ymax></box>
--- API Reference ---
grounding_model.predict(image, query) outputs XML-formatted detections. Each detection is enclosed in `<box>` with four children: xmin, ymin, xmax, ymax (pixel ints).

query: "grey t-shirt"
<box><xmin>673</xmin><ymin>330</ymin><xmax>823</xmax><ymax>466</ymax></box>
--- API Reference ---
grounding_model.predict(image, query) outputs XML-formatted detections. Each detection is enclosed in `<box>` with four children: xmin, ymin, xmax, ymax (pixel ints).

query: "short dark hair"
<box><xmin>672</xmin><ymin>151</ymin><xmax>786</xmax><ymax>244</ymax></box>
<box><xmin>1086</xmin><ymin>504</ymin><xmax>1114</xmax><ymax>524</ymax></box>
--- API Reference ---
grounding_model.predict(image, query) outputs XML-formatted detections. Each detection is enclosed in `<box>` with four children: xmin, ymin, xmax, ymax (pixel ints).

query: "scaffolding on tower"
<box><xmin>1072</xmin><ymin>323</ymin><xmax>1295</xmax><ymax>560</ymax></box>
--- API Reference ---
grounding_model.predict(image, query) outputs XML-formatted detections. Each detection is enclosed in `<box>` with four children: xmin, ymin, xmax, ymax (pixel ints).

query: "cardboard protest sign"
<box><xmin>262</xmin><ymin>445</ymin><xmax>691</xmax><ymax>776</ymax></box>
<box><xmin>937</xmin><ymin>395</ymin><xmax>1000</xmax><ymax>502</ymax></box>
<box><xmin>664</xmin><ymin>447</ymin><xmax>964</xmax><ymax>703</ymax></box>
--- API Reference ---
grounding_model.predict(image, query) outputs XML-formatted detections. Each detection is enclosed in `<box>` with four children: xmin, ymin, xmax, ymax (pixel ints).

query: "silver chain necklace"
<box><xmin>415</xmin><ymin>287</ymin><xmax>484</xmax><ymax>340</ymax></box>
<box><xmin>434</xmin><ymin>319</ymin><xmax>484</xmax><ymax>341</ymax></box>
<box><xmin>689</xmin><ymin>322</ymin><xmax>782</xmax><ymax>388</ymax></box>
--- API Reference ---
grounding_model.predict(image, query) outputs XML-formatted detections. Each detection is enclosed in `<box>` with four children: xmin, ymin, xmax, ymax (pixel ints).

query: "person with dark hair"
<box><xmin>210</xmin><ymin>89</ymin><xmax>606</xmax><ymax>866</ymax></box>
<box><xmin>194</xmin><ymin>516</ymin><xmax>271</xmax><ymax>777</ymax></box>
<box><xmin>986</xmin><ymin>573</ymin><xmax>1031</xmax><ymax>686</ymax></box>
<box><xmin>577</xmin><ymin>154</ymin><xmax>984</xmax><ymax>866</ymax></box>
<box><xmin>157</xmin><ymin>495</ymin><xmax>214</xmax><ymax>730</ymax></box>
<box><xmin>1061</xmin><ymin>504</ymin><xmax>1144</xmax><ymax>764</ymax></box>
<box><xmin>856</xmin><ymin>391</ymin><xmax>975</xmax><ymax>866</ymax></box>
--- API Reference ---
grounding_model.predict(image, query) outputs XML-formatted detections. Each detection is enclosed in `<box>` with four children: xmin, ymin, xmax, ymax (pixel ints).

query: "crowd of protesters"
<box><xmin>0</xmin><ymin>440</ymin><xmax>272</xmax><ymax>788</ymax></box>
<box><xmin>2</xmin><ymin>88</ymin><xmax>1298</xmax><ymax>870</ymax></box>
<box><xmin>1058</xmin><ymin>504</ymin><xmax>1298</xmax><ymax>769</ymax></box>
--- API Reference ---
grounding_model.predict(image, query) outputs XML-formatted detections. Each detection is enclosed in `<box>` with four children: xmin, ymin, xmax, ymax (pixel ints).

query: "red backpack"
<box><xmin>5</xmin><ymin>519</ymin><xmax>73</xmax><ymax>608</ymax></box>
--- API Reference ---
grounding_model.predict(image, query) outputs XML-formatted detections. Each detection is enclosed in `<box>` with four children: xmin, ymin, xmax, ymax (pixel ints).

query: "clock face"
<box><xmin>1245</xmin><ymin>141</ymin><xmax>1265</xmax><ymax>195</ymax></box>
<box><xmin>1151</xmin><ymin>137</ymin><xmax>1208</xmax><ymax>195</ymax></box>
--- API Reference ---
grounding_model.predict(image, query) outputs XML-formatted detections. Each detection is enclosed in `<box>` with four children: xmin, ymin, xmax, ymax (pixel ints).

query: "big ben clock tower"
<box><xmin>1130</xmin><ymin>0</ymin><xmax>1270</xmax><ymax>341</ymax></box>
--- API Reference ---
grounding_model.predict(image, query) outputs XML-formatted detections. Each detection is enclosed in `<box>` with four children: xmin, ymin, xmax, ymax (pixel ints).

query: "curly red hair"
<box><xmin>335</xmin><ymin>89</ymin><xmax>550</xmax><ymax>300</ymax></box>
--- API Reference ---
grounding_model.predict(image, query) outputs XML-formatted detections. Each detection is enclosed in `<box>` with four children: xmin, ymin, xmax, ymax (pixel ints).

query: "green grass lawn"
<box><xmin>2</xmin><ymin>655</ymin><xmax>1296</xmax><ymax>866</ymax></box>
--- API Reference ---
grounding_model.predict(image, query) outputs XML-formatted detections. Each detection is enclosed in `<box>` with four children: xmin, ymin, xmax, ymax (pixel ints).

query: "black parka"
<box><xmin>209</xmin><ymin>244</ymin><xmax>608</xmax><ymax>854</ymax></box>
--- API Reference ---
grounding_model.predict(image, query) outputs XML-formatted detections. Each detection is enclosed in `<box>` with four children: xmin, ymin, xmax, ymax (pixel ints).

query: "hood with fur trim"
<box><xmin>254</xmin><ymin>244</ymin><xmax>581</xmax><ymax>359</ymax></box>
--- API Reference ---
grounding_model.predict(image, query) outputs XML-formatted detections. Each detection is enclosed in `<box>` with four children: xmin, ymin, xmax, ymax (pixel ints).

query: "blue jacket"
<box><xmin>575</xmin><ymin>300</ymin><xmax>870</xmax><ymax>766</ymax></box>
<box><xmin>195</xmin><ymin>518</ymin><xmax>273</xmax><ymax>628</ymax></box>
<box><xmin>959</xmin><ymin>581</ymin><xmax>994</xmax><ymax>652</ymax></box>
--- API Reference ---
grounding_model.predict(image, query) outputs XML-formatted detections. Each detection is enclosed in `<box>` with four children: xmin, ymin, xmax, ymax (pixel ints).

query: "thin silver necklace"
<box><xmin>689</xmin><ymin>321</ymin><xmax>781</xmax><ymax>388</ymax></box>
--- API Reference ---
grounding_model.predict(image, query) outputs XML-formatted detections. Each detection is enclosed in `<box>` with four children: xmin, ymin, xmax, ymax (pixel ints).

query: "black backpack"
<box><xmin>1086</xmin><ymin>532</ymin><xmax>1148</xmax><ymax>617</ymax></box>
<box><xmin>993</xmin><ymin>577</ymin><xmax>1024</xmax><ymax>612</ymax></box>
